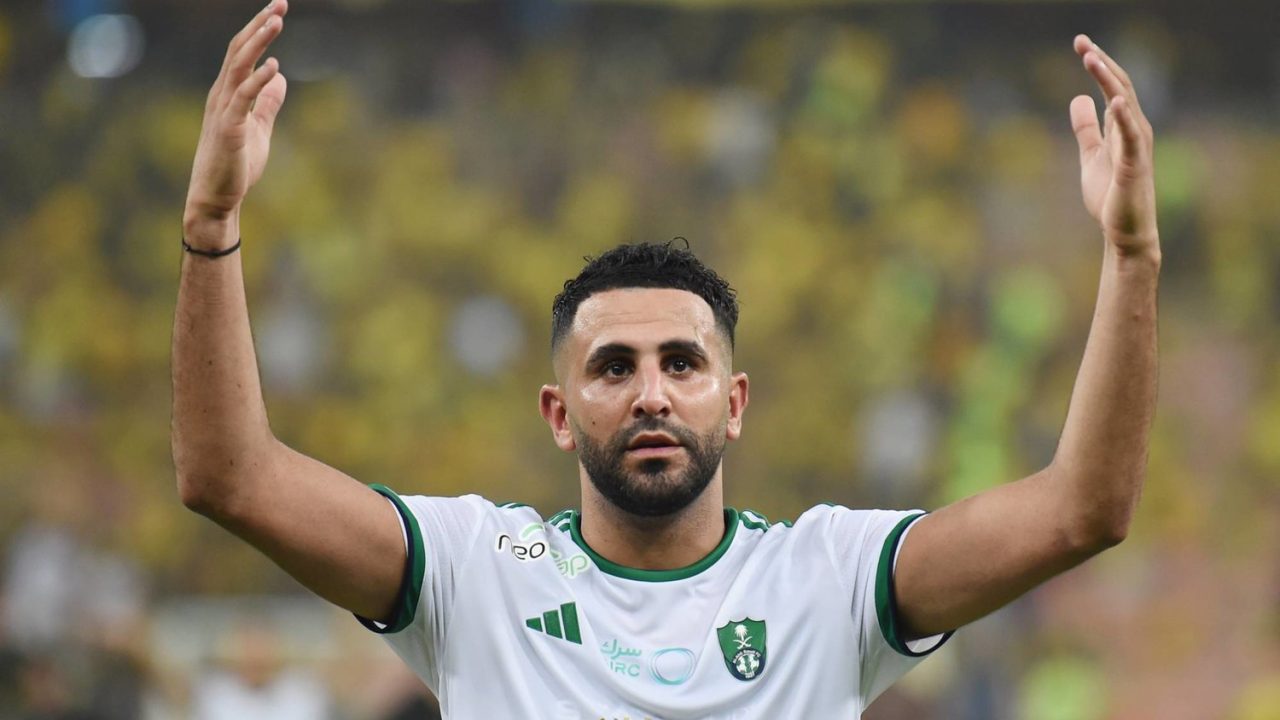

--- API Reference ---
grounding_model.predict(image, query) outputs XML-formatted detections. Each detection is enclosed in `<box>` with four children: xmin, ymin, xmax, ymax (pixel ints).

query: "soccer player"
<box><xmin>172</xmin><ymin>2</ymin><xmax>1160</xmax><ymax>716</ymax></box>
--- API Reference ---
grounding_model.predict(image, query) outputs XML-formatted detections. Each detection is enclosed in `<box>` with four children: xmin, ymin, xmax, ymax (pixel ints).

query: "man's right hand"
<box><xmin>184</xmin><ymin>0</ymin><xmax>289</xmax><ymax>248</ymax></box>
<box><xmin>173</xmin><ymin>0</ymin><xmax>409</xmax><ymax>628</ymax></box>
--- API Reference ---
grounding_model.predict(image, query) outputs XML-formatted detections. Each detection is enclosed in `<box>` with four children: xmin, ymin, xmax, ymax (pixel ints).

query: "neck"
<box><xmin>578</xmin><ymin>472</ymin><xmax>726</xmax><ymax>571</ymax></box>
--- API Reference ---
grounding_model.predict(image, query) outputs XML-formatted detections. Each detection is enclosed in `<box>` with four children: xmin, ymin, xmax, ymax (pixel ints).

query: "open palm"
<box><xmin>1069</xmin><ymin>35</ymin><xmax>1159</xmax><ymax>258</ymax></box>
<box><xmin>186</xmin><ymin>1</ymin><xmax>290</xmax><ymax>224</ymax></box>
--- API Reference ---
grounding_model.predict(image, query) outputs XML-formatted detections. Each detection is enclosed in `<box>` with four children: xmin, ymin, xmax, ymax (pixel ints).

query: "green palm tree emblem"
<box><xmin>716</xmin><ymin>618</ymin><xmax>767</xmax><ymax>681</ymax></box>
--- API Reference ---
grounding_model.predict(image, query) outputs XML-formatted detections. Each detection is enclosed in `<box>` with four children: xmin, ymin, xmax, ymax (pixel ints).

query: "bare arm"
<box><xmin>172</xmin><ymin>0</ymin><xmax>404</xmax><ymax>623</ymax></box>
<box><xmin>892</xmin><ymin>35</ymin><xmax>1161</xmax><ymax>639</ymax></box>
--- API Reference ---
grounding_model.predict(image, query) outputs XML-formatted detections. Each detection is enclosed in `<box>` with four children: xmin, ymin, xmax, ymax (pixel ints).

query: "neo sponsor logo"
<box><xmin>495</xmin><ymin>523</ymin><xmax>548</xmax><ymax>561</ymax></box>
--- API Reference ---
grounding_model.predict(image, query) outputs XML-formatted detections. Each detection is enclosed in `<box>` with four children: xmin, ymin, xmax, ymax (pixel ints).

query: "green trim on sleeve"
<box><xmin>356</xmin><ymin>484</ymin><xmax>426</xmax><ymax>634</ymax></box>
<box><xmin>874</xmin><ymin>512</ymin><xmax>954</xmax><ymax>657</ymax></box>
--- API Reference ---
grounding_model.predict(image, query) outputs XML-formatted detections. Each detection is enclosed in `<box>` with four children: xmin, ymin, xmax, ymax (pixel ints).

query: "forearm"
<box><xmin>1052</xmin><ymin>243</ymin><xmax>1160</xmax><ymax>546</ymax></box>
<box><xmin>171</xmin><ymin>215</ymin><xmax>275</xmax><ymax>512</ymax></box>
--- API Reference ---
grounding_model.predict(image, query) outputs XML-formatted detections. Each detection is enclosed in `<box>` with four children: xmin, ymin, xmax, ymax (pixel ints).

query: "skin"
<box><xmin>173</xmin><ymin>4</ymin><xmax>1158</xmax><ymax>648</ymax></box>
<box><xmin>891</xmin><ymin>34</ymin><xmax>1161</xmax><ymax>639</ymax></box>
<box><xmin>174</xmin><ymin>0</ymin><xmax>406</xmax><ymax>624</ymax></box>
<box><xmin>539</xmin><ymin>288</ymin><xmax>749</xmax><ymax>570</ymax></box>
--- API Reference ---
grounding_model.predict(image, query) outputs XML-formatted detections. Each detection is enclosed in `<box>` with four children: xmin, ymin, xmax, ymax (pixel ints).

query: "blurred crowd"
<box><xmin>1</xmin><ymin>0</ymin><xmax>1278</xmax><ymax>718</ymax></box>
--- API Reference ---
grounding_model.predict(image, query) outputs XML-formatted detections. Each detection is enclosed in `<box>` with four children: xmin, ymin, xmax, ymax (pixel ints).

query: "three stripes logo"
<box><xmin>525</xmin><ymin>602</ymin><xmax>582</xmax><ymax>645</ymax></box>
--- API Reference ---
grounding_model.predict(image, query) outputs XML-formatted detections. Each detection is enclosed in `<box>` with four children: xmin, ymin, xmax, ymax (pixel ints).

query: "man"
<box><xmin>172</xmin><ymin>2</ymin><xmax>1160</xmax><ymax>716</ymax></box>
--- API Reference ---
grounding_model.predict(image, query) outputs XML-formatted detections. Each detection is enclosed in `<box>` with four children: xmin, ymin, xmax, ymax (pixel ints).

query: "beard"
<box><xmin>577</xmin><ymin>415</ymin><xmax>725</xmax><ymax>518</ymax></box>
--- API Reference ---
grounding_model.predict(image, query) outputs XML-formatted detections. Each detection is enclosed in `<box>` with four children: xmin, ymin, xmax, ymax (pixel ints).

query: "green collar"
<box><xmin>567</xmin><ymin>508</ymin><xmax>740</xmax><ymax>582</ymax></box>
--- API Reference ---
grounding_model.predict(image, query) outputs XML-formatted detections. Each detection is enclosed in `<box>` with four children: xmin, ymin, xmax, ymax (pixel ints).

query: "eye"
<box><xmin>667</xmin><ymin>357</ymin><xmax>692</xmax><ymax>374</ymax></box>
<box><xmin>604</xmin><ymin>361</ymin><xmax>631</xmax><ymax>378</ymax></box>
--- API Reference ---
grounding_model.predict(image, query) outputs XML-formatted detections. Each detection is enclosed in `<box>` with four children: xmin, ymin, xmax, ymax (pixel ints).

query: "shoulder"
<box><xmin>794</xmin><ymin>503</ymin><xmax>926</xmax><ymax>538</ymax></box>
<box><xmin>734</xmin><ymin>503</ymin><xmax>908</xmax><ymax>535</ymax></box>
<box><xmin>735</xmin><ymin>504</ymin><xmax>927</xmax><ymax>561</ymax></box>
<box><xmin>368</xmin><ymin>486</ymin><xmax>545</xmax><ymax>526</ymax></box>
<box><xmin>366</xmin><ymin>487</ymin><xmax>553</xmax><ymax>564</ymax></box>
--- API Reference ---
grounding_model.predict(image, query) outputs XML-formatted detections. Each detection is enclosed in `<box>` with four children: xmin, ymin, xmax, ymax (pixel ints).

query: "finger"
<box><xmin>1095</xmin><ymin>46</ymin><xmax>1151</xmax><ymax>133</ymax></box>
<box><xmin>1108</xmin><ymin>96</ymin><xmax>1144</xmax><ymax>165</ymax></box>
<box><xmin>210</xmin><ymin>1</ymin><xmax>288</xmax><ymax>109</ymax></box>
<box><xmin>221</xmin><ymin>0</ymin><xmax>288</xmax><ymax>76</ymax></box>
<box><xmin>223</xmin><ymin>14</ymin><xmax>284</xmax><ymax>98</ymax></box>
<box><xmin>252</xmin><ymin>72</ymin><xmax>289</xmax><ymax>130</ymax></box>
<box><xmin>1073</xmin><ymin>34</ymin><xmax>1092</xmax><ymax>57</ymax></box>
<box><xmin>1082</xmin><ymin>51</ymin><xmax>1126</xmax><ymax>103</ymax></box>
<box><xmin>1076</xmin><ymin>36</ymin><xmax>1149</xmax><ymax>124</ymax></box>
<box><xmin>1080</xmin><ymin>39</ymin><xmax>1134</xmax><ymax>96</ymax></box>
<box><xmin>1070</xmin><ymin>95</ymin><xmax>1103</xmax><ymax>161</ymax></box>
<box><xmin>229</xmin><ymin>57</ymin><xmax>280</xmax><ymax>118</ymax></box>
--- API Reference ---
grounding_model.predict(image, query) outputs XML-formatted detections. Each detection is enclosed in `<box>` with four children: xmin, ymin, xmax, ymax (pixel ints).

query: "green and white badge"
<box><xmin>716</xmin><ymin>618</ymin><xmax>767</xmax><ymax>681</ymax></box>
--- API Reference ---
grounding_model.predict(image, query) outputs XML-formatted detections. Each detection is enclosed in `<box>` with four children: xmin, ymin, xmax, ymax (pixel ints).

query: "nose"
<box><xmin>630</xmin><ymin>360</ymin><xmax>672</xmax><ymax>418</ymax></box>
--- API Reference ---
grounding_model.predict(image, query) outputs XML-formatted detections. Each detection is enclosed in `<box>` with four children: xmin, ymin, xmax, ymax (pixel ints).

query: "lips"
<box><xmin>622</xmin><ymin>429</ymin><xmax>687</xmax><ymax>461</ymax></box>
<box><xmin>627</xmin><ymin>432</ymin><xmax>681</xmax><ymax>450</ymax></box>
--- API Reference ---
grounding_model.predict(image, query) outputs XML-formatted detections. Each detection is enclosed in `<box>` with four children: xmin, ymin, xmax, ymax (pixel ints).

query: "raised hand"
<box><xmin>184</xmin><ymin>0</ymin><xmax>290</xmax><ymax>246</ymax></box>
<box><xmin>1070</xmin><ymin>34</ymin><xmax>1160</xmax><ymax>261</ymax></box>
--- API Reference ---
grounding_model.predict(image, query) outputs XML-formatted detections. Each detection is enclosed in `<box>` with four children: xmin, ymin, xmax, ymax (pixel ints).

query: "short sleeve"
<box><xmin>820</xmin><ymin>506</ymin><xmax>953</xmax><ymax>705</ymax></box>
<box><xmin>353</xmin><ymin>485</ymin><xmax>491</xmax><ymax>690</ymax></box>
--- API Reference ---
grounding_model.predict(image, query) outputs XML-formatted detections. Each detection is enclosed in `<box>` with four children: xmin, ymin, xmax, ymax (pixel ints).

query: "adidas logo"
<box><xmin>525</xmin><ymin>602</ymin><xmax>582</xmax><ymax>645</ymax></box>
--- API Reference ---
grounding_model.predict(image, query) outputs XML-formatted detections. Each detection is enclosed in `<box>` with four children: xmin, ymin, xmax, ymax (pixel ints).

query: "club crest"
<box><xmin>716</xmin><ymin>618</ymin><xmax>767</xmax><ymax>681</ymax></box>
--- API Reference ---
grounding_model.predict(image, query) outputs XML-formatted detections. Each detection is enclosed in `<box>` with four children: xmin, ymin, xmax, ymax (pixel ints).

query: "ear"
<box><xmin>726</xmin><ymin>371</ymin><xmax>749</xmax><ymax>441</ymax></box>
<box><xmin>539</xmin><ymin>384</ymin><xmax>577</xmax><ymax>452</ymax></box>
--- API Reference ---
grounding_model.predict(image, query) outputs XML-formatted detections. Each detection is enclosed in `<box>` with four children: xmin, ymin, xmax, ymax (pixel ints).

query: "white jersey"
<box><xmin>357</xmin><ymin>484</ymin><xmax>951</xmax><ymax>719</ymax></box>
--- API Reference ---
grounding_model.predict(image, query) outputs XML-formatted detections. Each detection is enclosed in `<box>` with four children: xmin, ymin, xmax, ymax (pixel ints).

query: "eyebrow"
<box><xmin>660</xmin><ymin>340</ymin><xmax>710</xmax><ymax>362</ymax></box>
<box><xmin>584</xmin><ymin>340</ymin><xmax>710</xmax><ymax>370</ymax></box>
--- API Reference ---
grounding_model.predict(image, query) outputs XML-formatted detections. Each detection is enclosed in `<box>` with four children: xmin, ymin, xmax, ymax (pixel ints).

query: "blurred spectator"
<box><xmin>190</xmin><ymin>619</ymin><xmax>330</xmax><ymax>720</ymax></box>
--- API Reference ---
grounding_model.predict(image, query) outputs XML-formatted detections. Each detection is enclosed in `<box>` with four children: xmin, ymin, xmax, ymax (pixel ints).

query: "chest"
<box><xmin>440</xmin><ymin>530</ymin><xmax>862</xmax><ymax>718</ymax></box>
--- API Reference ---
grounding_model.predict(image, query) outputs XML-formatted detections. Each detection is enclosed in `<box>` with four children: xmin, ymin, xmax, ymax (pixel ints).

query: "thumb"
<box><xmin>253</xmin><ymin>72</ymin><xmax>288</xmax><ymax>129</ymax></box>
<box><xmin>1069</xmin><ymin>94</ymin><xmax>1102</xmax><ymax>163</ymax></box>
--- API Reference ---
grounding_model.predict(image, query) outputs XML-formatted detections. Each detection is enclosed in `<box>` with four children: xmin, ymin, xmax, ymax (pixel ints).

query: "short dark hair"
<box><xmin>551</xmin><ymin>241</ymin><xmax>739</xmax><ymax>352</ymax></box>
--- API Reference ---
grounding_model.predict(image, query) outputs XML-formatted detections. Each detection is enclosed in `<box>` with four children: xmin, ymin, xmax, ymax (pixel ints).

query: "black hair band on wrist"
<box><xmin>182</xmin><ymin>237</ymin><xmax>242</xmax><ymax>258</ymax></box>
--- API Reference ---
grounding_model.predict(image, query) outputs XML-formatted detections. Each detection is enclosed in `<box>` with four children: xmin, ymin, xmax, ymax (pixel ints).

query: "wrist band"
<box><xmin>182</xmin><ymin>237</ymin><xmax>242</xmax><ymax>258</ymax></box>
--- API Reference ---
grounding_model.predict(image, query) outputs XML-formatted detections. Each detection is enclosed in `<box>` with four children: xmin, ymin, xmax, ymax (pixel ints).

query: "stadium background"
<box><xmin>0</xmin><ymin>0</ymin><xmax>1277</xmax><ymax>717</ymax></box>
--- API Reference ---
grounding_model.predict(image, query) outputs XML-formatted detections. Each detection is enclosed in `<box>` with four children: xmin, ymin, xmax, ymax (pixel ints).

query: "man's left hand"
<box><xmin>1071</xmin><ymin>34</ymin><xmax>1160</xmax><ymax>261</ymax></box>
